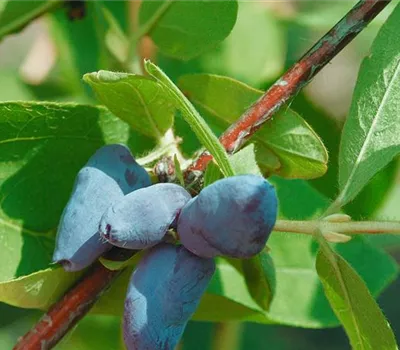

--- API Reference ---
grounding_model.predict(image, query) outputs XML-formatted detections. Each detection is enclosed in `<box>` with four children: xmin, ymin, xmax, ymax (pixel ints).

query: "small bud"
<box><xmin>323</xmin><ymin>213</ymin><xmax>351</xmax><ymax>222</ymax></box>
<box><xmin>323</xmin><ymin>231</ymin><xmax>352</xmax><ymax>243</ymax></box>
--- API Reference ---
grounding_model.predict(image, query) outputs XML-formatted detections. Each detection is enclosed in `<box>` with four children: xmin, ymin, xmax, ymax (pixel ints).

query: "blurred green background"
<box><xmin>1</xmin><ymin>1</ymin><xmax>399</xmax><ymax>349</ymax></box>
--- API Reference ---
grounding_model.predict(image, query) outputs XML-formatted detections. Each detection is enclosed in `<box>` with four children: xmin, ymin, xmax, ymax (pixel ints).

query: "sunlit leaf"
<box><xmin>316</xmin><ymin>231</ymin><xmax>398</xmax><ymax>350</ymax></box>
<box><xmin>139</xmin><ymin>0</ymin><xmax>238</xmax><ymax>60</ymax></box>
<box><xmin>337</xmin><ymin>3</ymin><xmax>400</xmax><ymax>207</ymax></box>
<box><xmin>84</xmin><ymin>70</ymin><xmax>175</xmax><ymax>140</ymax></box>
<box><xmin>179</xmin><ymin>73</ymin><xmax>328</xmax><ymax>179</ymax></box>
<box><xmin>230</xmin><ymin>143</ymin><xmax>262</xmax><ymax>176</ymax></box>
<box><xmin>145</xmin><ymin>61</ymin><xmax>234</xmax><ymax>177</ymax></box>
<box><xmin>202</xmin><ymin>1</ymin><xmax>285</xmax><ymax>86</ymax></box>
<box><xmin>0</xmin><ymin>267</ymin><xmax>83</xmax><ymax>309</ymax></box>
<box><xmin>203</xmin><ymin>161</ymin><xmax>223</xmax><ymax>187</ymax></box>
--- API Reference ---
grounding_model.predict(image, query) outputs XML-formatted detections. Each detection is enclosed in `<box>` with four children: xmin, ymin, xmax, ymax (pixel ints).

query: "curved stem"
<box><xmin>136</xmin><ymin>129</ymin><xmax>183</xmax><ymax>166</ymax></box>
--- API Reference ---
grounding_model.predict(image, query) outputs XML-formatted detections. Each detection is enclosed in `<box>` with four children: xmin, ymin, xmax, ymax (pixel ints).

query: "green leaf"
<box><xmin>195</xmin><ymin>258</ymin><xmax>268</xmax><ymax>322</ymax></box>
<box><xmin>102</xmin><ymin>7</ymin><xmax>129</xmax><ymax>63</ymax></box>
<box><xmin>173</xmin><ymin>154</ymin><xmax>184</xmax><ymax>186</ymax></box>
<box><xmin>229</xmin><ymin>143</ymin><xmax>262</xmax><ymax>176</ymax></box>
<box><xmin>0</xmin><ymin>102</ymin><xmax>151</xmax><ymax>286</ymax></box>
<box><xmin>203</xmin><ymin>161</ymin><xmax>223</xmax><ymax>187</ymax></box>
<box><xmin>266</xmin><ymin>178</ymin><xmax>398</xmax><ymax>328</ymax></box>
<box><xmin>0</xmin><ymin>267</ymin><xmax>83</xmax><ymax>309</ymax></box>
<box><xmin>316</xmin><ymin>233</ymin><xmax>398</xmax><ymax>350</ymax></box>
<box><xmin>145</xmin><ymin>61</ymin><xmax>235</xmax><ymax>177</ymax></box>
<box><xmin>0</xmin><ymin>70</ymin><xmax>35</xmax><ymax>102</ymax></box>
<box><xmin>99</xmin><ymin>251</ymin><xmax>143</xmax><ymax>271</ymax></box>
<box><xmin>181</xmin><ymin>322</ymin><xmax>215</xmax><ymax>350</ymax></box>
<box><xmin>337</xmin><ymin>3</ymin><xmax>400</xmax><ymax>207</ymax></box>
<box><xmin>0</xmin><ymin>1</ymin><xmax>60</xmax><ymax>41</ymax></box>
<box><xmin>255</xmin><ymin>113</ymin><xmax>327</xmax><ymax>179</ymax></box>
<box><xmin>241</xmin><ymin>250</ymin><xmax>276</xmax><ymax>311</ymax></box>
<box><xmin>179</xmin><ymin>73</ymin><xmax>328</xmax><ymax>179</ymax></box>
<box><xmin>139</xmin><ymin>0</ymin><xmax>238</xmax><ymax>60</ymax></box>
<box><xmin>55</xmin><ymin>314</ymin><xmax>124</xmax><ymax>350</ymax></box>
<box><xmin>84</xmin><ymin>70</ymin><xmax>175</xmax><ymax>140</ymax></box>
<box><xmin>344</xmin><ymin>159</ymin><xmax>398</xmax><ymax>220</ymax></box>
<box><xmin>202</xmin><ymin>1</ymin><xmax>285</xmax><ymax>86</ymax></box>
<box><xmin>291</xmin><ymin>94</ymin><xmax>398</xmax><ymax>217</ymax></box>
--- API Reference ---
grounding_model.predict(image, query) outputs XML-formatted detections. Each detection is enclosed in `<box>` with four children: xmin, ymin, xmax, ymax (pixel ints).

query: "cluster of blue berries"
<box><xmin>53</xmin><ymin>144</ymin><xmax>278</xmax><ymax>350</ymax></box>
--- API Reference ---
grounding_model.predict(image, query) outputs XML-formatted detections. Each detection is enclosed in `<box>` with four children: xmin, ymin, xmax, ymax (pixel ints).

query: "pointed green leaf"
<box><xmin>178</xmin><ymin>73</ymin><xmax>328</xmax><ymax>179</ymax></box>
<box><xmin>0</xmin><ymin>1</ymin><xmax>60</xmax><ymax>41</ymax></box>
<box><xmin>99</xmin><ymin>251</ymin><xmax>143</xmax><ymax>271</ymax></box>
<box><xmin>139</xmin><ymin>0</ymin><xmax>238</xmax><ymax>60</ymax></box>
<box><xmin>316</xmin><ymin>233</ymin><xmax>398</xmax><ymax>350</ymax></box>
<box><xmin>144</xmin><ymin>61</ymin><xmax>234</xmax><ymax>177</ymax></box>
<box><xmin>230</xmin><ymin>143</ymin><xmax>262</xmax><ymax>176</ymax></box>
<box><xmin>290</xmin><ymin>93</ymin><xmax>341</xmax><ymax>199</ymax></box>
<box><xmin>84</xmin><ymin>70</ymin><xmax>175</xmax><ymax>140</ymax></box>
<box><xmin>241</xmin><ymin>250</ymin><xmax>276</xmax><ymax>311</ymax></box>
<box><xmin>338</xmin><ymin>3</ymin><xmax>400</xmax><ymax>207</ymax></box>
<box><xmin>203</xmin><ymin>161</ymin><xmax>223</xmax><ymax>187</ymax></box>
<box><xmin>292</xmin><ymin>94</ymin><xmax>398</xmax><ymax>218</ymax></box>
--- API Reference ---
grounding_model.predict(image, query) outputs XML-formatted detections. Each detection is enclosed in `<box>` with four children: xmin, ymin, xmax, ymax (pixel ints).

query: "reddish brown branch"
<box><xmin>14</xmin><ymin>263</ymin><xmax>121</xmax><ymax>350</ymax></box>
<box><xmin>186</xmin><ymin>0</ymin><xmax>392</xmax><ymax>174</ymax></box>
<box><xmin>14</xmin><ymin>0</ymin><xmax>392</xmax><ymax>349</ymax></box>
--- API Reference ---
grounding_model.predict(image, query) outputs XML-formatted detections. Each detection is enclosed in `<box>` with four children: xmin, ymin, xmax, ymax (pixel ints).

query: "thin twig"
<box><xmin>14</xmin><ymin>263</ymin><xmax>121</xmax><ymax>350</ymax></box>
<box><xmin>274</xmin><ymin>219</ymin><xmax>400</xmax><ymax>235</ymax></box>
<box><xmin>14</xmin><ymin>1</ymin><xmax>391</xmax><ymax>349</ymax></box>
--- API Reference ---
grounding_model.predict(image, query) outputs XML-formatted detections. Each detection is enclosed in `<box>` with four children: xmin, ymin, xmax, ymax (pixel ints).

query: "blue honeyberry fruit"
<box><xmin>99</xmin><ymin>183</ymin><xmax>191</xmax><ymax>249</ymax></box>
<box><xmin>53</xmin><ymin>144</ymin><xmax>151</xmax><ymax>272</ymax></box>
<box><xmin>123</xmin><ymin>243</ymin><xmax>215</xmax><ymax>350</ymax></box>
<box><xmin>177</xmin><ymin>174</ymin><xmax>278</xmax><ymax>259</ymax></box>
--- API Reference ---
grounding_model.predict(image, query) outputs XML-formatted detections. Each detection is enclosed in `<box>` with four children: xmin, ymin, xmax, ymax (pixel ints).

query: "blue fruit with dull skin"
<box><xmin>178</xmin><ymin>174</ymin><xmax>278</xmax><ymax>258</ymax></box>
<box><xmin>123</xmin><ymin>244</ymin><xmax>215</xmax><ymax>350</ymax></box>
<box><xmin>99</xmin><ymin>183</ymin><xmax>191</xmax><ymax>249</ymax></box>
<box><xmin>53</xmin><ymin>144</ymin><xmax>151</xmax><ymax>272</ymax></box>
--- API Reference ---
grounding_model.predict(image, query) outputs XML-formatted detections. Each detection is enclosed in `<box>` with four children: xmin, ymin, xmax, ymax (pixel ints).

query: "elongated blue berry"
<box><xmin>124</xmin><ymin>244</ymin><xmax>215</xmax><ymax>350</ymax></box>
<box><xmin>53</xmin><ymin>144</ymin><xmax>151</xmax><ymax>271</ymax></box>
<box><xmin>178</xmin><ymin>175</ymin><xmax>277</xmax><ymax>258</ymax></box>
<box><xmin>99</xmin><ymin>183</ymin><xmax>191</xmax><ymax>249</ymax></box>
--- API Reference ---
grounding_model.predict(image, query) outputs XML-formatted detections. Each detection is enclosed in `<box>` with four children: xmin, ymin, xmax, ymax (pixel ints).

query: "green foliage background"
<box><xmin>0</xmin><ymin>1</ymin><xmax>400</xmax><ymax>349</ymax></box>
